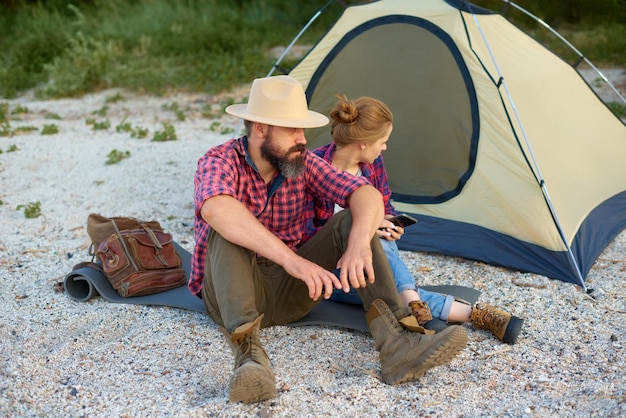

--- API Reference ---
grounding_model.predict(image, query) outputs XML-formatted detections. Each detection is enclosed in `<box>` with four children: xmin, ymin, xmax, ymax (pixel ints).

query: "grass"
<box><xmin>0</xmin><ymin>1</ymin><xmax>623</xmax><ymax>100</ymax></box>
<box><xmin>522</xmin><ymin>22</ymin><xmax>626</xmax><ymax>67</ymax></box>
<box><xmin>0</xmin><ymin>0</ymin><xmax>340</xmax><ymax>99</ymax></box>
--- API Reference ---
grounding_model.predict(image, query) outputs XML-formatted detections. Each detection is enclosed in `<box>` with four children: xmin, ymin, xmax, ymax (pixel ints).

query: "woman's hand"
<box><xmin>376</xmin><ymin>217</ymin><xmax>404</xmax><ymax>241</ymax></box>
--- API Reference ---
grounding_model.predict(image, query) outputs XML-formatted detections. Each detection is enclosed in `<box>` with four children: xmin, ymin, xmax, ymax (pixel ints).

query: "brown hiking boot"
<box><xmin>470</xmin><ymin>303</ymin><xmax>524</xmax><ymax>344</ymax></box>
<box><xmin>219</xmin><ymin>315</ymin><xmax>278</xmax><ymax>403</ymax></box>
<box><xmin>366</xmin><ymin>299</ymin><xmax>468</xmax><ymax>385</ymax></box>
<box><xmin>409</xmin><ymin>300</ymin><xmax>448</xmax><ymax>332</ymax></box>
<box><xmin>408</xmin><ymin>300</ymin><xmax>433</xmax><ymax>326</ymax></box>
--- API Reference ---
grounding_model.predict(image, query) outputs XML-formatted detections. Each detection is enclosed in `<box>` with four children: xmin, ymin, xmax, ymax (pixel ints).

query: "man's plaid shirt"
<box><xmin>189</xmin><ymin>137</ymin><xmax>369</xmax><ymax>295</ymax></box>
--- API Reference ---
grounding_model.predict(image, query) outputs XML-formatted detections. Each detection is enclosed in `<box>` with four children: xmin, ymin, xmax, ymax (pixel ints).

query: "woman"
<box><xmin>304</xmin><ymin>95</ymin><xmax>523</xmax><ymax>344</ymax></box>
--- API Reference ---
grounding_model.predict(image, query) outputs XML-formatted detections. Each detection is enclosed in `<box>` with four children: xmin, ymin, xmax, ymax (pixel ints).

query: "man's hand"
<box><xmin>283</xmin><ymin>256</ymin><xmax>342</xmax><ymax>301</ymax></box>
<box><xmin>338</xmin><ymin>184</ymin><xmax>384</xmax><ymax>292</ymax></box>
<box><xmin>334</xmin><ymin>243</ymin><xmax>375</xmax><ymax>293</ymax></box>
<box><xmin>203</xmin><ymin>196</ymin><xmax>344</xmax><ymax>301</ymax></box>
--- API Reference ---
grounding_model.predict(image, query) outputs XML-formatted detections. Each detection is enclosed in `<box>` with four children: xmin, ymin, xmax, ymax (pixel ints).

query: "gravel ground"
<box><xmin>0</xmin><ymin>76</ymin><xmax>625</xmax><ymax>417</ymax></box>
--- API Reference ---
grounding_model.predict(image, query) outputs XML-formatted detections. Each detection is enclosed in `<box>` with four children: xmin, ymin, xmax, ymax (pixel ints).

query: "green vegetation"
<box><xmin>152</xmin><ymin>122</ymin><xmax>177</xmax><ymax>142</ymax></box>
<box><xmin>0</xmin><ymin>0</ymin><xmax>340</xmax><ymax>99</ymax></box>
<box><xmin>473</xmin><ymin>0</ymin><xmax>626</xmax><ymax>28</ymax></box>
<box><xmin>11</xmin><ymin>104</ymin><xmax>28</xmax><ymax>114</ymax></box>
<box><xmin>86</xmin><ymin>118</ymin><xmax>111</xmax><ymax>130</ymax></box>
<box><xmin>105</xmin><ymin>92</ymin><xmax>125</xmax><ymax>103</ymax></box>
<box><xmin>1</xmin><ymin>102</ymin><xmax>14</xmax><ymax>136</ymax></box>
<box><xmin>0</xmin><ymin>101</ymin><xmax>39</xmax><ymax>135</ymax></box>
<box><xmin>16</xmin><ymin>201</ymin><xmax>42</xmax><ymax>218</ymax></box>
<box><xmin>608</xmin><ymin>102</ymin><xmax>626</xmax><ymax>119</ymax></box>
<box><xmin>209</xmin><ymin>121</ymin><xmax>235</xmax><ymax>135</ymax></box>
<box><xmin>12</xmin><ymin>126</ymin><xmax>38</xmax><ymax>134</ymax></box>
<box><xmin>0</xmin><ymin>102</ymin><xmax>8</xmax><ymax>121</ymax></box>
<box><xmin>472</xmin><ymin>1</ymin><xmax>626</xmax><ymax>67</ymax></box>
<box><xmin>41</xmin><ymin>124</ymin><xmax>59</xmax><ymax>135</ymax></box>
<box><xmin>115</xmin><ymin>118</ymin><xmax>149</xmax><ymax>138</ymax></box>
<box><xmin>44</xmin><ymin>112</ymin><xmax>62</xmax><ymax>120</ymax></box>
<box><xmin>162</xmin><ymin>102</ymin><xmax>187</xmax><ymax>121</ymax></box>
<box><xmin>92</xmin><ymin>105</ymin><xmax>109</xmax><ymax>117</ymax></box>
<box><xmin>0</xmin><ymin>1</ymin><xmax>623</xmax><ymax>100</ymax></box>
<box><xmin>105</xmin><ymin>149</ymin><xmax>131</xmax><ymax>165</ymax></box>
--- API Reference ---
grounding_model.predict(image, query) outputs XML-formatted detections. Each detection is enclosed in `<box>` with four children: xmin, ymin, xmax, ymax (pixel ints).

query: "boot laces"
<box><xmin>474</xmin><ymin>305</ymin><xmax>506</xmax><ymax>332</ymax></box>
<box><xmin>235</xmin><ymin>333</ymin><xmax>269</xmax><ymax>368</ymax></box>
<box><xmin>409</xmin><ymin>300</ymin><xmax>433</xmax><ymax>326</ymax></box>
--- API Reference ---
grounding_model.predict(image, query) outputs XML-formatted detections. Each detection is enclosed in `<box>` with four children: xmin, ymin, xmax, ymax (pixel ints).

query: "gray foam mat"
<box><xmin>64</xmin><ymin>242</ymin><xmax>480</xmax><ymax>332</ymax></box>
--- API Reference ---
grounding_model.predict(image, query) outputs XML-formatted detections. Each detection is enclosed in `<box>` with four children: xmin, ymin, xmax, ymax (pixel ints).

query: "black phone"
<box><xmin>387</xmin><ymin>213</ymin><xmax>418</xmax><ymax>228</ymax></box>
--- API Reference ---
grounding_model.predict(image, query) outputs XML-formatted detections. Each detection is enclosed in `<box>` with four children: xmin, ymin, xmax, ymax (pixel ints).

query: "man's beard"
<box><xmin>260</xmin><ymin>129</ymin><xmax>305</xmax><ymax>178</ymax></box>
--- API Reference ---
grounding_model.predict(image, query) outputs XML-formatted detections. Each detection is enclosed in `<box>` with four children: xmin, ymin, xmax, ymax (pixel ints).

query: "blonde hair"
<box><xmin>329</xmin><ymin>95</ymin><xmax>393</xmax><ymax>146</ymax></box>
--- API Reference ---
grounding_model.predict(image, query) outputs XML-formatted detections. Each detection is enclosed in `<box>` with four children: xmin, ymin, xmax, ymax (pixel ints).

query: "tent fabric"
<box><xmin>287</xmin><ymin>0</ymin><xmax>626</xmax><ymax>287</ymax></box>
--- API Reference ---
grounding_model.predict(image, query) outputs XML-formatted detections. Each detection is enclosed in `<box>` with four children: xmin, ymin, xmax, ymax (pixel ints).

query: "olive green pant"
<box><xmin>201</xmin><ymin>210</ymin><xmax>404</xmax><ymax>333</ymax></box>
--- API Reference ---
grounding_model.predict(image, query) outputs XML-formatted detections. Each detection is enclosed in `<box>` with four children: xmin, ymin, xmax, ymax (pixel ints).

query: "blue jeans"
<box><xmin>330</xmin><ymin>239</ymin><xmax>455</xmax><ymax>321</ymax></box>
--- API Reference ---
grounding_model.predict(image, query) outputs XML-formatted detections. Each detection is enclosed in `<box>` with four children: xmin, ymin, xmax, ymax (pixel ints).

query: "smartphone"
<box><xmin>387</xmin><ymin>213</ymin><xmax>418</xmax><ymax>228</ymax></box>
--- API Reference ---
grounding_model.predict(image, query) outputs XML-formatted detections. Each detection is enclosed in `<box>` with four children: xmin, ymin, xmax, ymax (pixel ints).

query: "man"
<box><xmin>191</xmin><ymin>75</ymin><xmax>468</xmax><ymax>404</ymax></box>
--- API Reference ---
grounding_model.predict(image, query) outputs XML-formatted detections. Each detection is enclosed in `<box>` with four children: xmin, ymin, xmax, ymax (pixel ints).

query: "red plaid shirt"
<box><xmin>189</xmin><ymin>137</ymin><xmax>369</xmax><ymax>295</ymax></box>
<box><xmin>302</xmin><ymin>143</ymin><xmax>396</xmax><ymax>244</ymax></box>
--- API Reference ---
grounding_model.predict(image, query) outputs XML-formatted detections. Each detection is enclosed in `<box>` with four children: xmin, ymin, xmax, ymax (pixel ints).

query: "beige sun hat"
<box><xmin>225</xmin><ymin>75</ymin><xmax>329</xmax><ymax>128</ymax></box>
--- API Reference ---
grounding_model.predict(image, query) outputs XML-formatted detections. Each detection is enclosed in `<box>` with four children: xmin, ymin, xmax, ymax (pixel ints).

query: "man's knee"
<box><xmin>325</xmin><ymin>209</ymin><xmax>353</xmax><ymax>236</ymax></box>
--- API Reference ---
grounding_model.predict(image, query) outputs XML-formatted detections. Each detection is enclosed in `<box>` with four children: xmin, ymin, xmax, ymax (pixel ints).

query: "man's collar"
<box><xmin>241</xmin><ymin>136</ymin><xmax>259</xmax><ymax>173</ymax></box>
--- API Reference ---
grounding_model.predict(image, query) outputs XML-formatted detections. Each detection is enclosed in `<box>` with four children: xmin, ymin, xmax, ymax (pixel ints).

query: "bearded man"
<box><xmin>190</xmin><ymin>75</ymin><xmax>468</xmax><ymax>404</ymax></box>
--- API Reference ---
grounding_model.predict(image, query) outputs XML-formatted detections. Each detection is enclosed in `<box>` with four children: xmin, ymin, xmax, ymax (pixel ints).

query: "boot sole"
<box><xmin>229</xmin><ymin>362</ymin><xmax>278</xmax><ymax>404</ymax></box>
<box><xmin>385</xmin><ymin>326</ymin><xmax>468</xmax><ymax>385</ymax></box>
<box><xmin>503</xmin><ymin>316</ymin><xmax>524</xmax><ymax>344</ymax></box>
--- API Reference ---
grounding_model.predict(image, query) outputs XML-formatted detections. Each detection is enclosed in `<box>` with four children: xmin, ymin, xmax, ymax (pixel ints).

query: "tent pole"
<box><xmin>465</xmin><ymin>3</ymin><xmax>588</xmax><ymax>290</ymax></box>
<box><xmin>231</xmin><ymin>1</ymin><xmax>337</xmax><ymax>139</ymax></box>
<box><xmin>266</xmin><ymin>0</ymin><xmax>337</xmax><ymax>78</ymax></box>
<box><xmin>500</xmin><ymin>1</ymin><xmax>625</xmax><ymax>106</ymax></box>
<box><xmin>539</xmin><ymin>183</ymin><xmax>588</xmax><ymax>292</ymax></box>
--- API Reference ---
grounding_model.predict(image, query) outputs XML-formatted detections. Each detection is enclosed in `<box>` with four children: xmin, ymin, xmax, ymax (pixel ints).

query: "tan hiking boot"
<box><xmin>366</xmin><ymin>299</ymin><xmax>468</xmax><ymax>385</ymax></box>
<box><xmin>470</xmin><ymin>303</ymin><xmax>524</xmax><ymax>344</ymax></box>
<box><xmin>408</xmin><ymin>300</ymin><xmax>433</xmax><ymax>326</ymax></box>
<box><xmin>219</xmin><ymin>315</ymin><xmax>278</xmax><ymax>403</ymax></box>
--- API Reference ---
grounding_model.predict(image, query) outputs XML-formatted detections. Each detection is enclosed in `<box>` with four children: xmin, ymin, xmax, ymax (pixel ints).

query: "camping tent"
<box><xmin>282</xmin><ymin>0</ymin><xmax>626</xmax><ymax>289</ymax></box>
